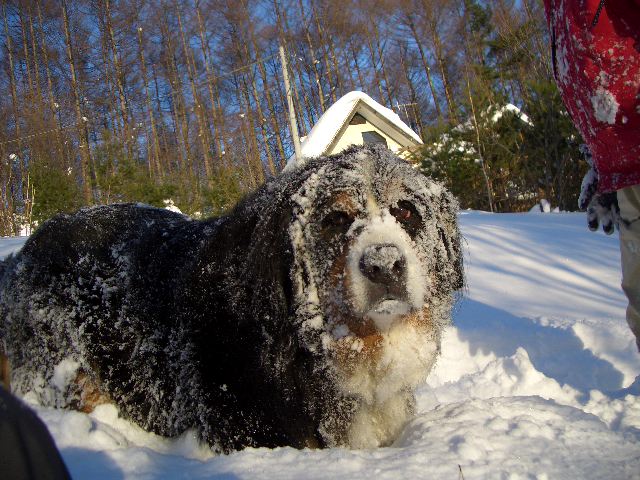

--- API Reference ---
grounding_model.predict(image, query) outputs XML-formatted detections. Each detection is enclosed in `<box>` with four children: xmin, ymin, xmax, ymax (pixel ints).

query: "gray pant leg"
<box><xmin>618</xmin><ymin>184</ymin><xmax>640</xmax><ymax>352</ymax></box>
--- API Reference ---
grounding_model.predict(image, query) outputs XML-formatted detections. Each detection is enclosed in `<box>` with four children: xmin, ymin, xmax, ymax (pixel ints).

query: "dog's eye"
<box><xmin>390</xmin><ymin>201</ymin><xmax>422</xmax><ymax>236</ymax></box>
<box><xmin>321</xmin><ymin>211</ymin><xmax>353</xmax><ymax>234</ymax></box>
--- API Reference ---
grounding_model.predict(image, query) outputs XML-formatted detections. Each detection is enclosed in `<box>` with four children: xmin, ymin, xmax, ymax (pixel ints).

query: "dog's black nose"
<box><xmin>359</xmin><ymin>244</ymin><xmax>406</xmax><ymax>286</ymax></box>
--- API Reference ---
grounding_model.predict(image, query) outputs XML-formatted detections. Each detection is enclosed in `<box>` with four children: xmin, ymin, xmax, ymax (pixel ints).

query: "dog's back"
<box><xmin>1</xmin><ymin>254</ymin><xmax>16</xmax><ymax>390</ymax></box>
<box><xmin>0</xmin><ymin>204</ymin><xmax>209</xmax><ymax>426</ymax></box>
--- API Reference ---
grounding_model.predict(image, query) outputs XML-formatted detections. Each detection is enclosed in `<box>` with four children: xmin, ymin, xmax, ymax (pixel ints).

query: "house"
<box><xmin>285</xmin><ymin>91</ymin><xmax>423</xmax><ymax>170</ymax></box>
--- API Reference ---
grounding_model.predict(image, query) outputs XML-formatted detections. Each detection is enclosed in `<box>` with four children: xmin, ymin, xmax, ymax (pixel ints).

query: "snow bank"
<box><xmin>0</xmin><ymin>236</ymin><xmax>28</xmax><ymax>259</ymax></box>
<box><xmin>2</xmin><ymin>211</ymin><xmax>639</xmax><ymax>479</ymax></box>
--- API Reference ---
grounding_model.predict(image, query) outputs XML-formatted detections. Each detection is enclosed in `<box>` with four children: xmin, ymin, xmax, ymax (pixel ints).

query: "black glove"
<box><xmin>578</xmin><ymin>145</ymin><xmax>619</xmax><ymax>235</ymax></box>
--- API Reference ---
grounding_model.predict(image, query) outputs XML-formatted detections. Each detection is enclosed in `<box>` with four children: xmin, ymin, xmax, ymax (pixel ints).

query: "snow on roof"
<box><xmin>285</xmin><ymin>91</ymin><xmax>423</xmax><ymax>171</ymax></box>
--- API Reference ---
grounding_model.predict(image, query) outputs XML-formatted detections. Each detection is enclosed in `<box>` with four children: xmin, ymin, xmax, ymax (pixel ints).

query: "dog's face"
<box><xmin>286</xmin><ymin>146</ymin><xmax>462</xmax><ymax>447</ymax></box>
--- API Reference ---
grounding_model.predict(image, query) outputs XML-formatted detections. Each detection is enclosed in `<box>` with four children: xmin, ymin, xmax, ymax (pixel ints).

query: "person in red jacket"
<box><xmin>544</xmin><ymin>0</ymin><xmax>640</xmax><ymax>351</ymax></box>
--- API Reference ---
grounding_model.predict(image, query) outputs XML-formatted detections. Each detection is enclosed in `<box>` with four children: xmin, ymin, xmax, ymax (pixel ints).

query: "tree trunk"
<box><xmin>241</xmin><ymin>0</ymin><xmax>286</xmax><ymax>169</ymax></box>
<box><xmin>151</xmin><ymin>61</ymin><xmax>173</xmax><ymax>176</ymax></box>
<box><xmin>98</xmin><ymin>13</ymin><xmax>121</xmax><ymax>142</ymax></box>
<box><xmin>175</xmin><ymin>0</ymin><xmax>213</xmax><ymax>180</ymax></box>
<box><xmin>234</xmin><ymin>77</ymin><xmax>259</xmax><ymax>188</ymax></box>
<box><xmin>297</xmin><ymin>0</ymin><xmax>326</xmax><ymax>113</ymax></box>
<box><xmin>3</xmin><ymin>3</ymin><xmax>22</xmax><ymax>149</ymax></box>
<box><xmin>160</xmin><ymin>14</ymin><xmax>192</xmax><ymax>179</ymax></box>
<box><xmin>239</xmin><ymin>75</ymin><xmax>266</xmax><ymax>184</ymax></box>
<box><xmin>274</xmin><ymin>0</ymin><xmax>310</xmax><ymax>134</ymax></box>
<box><xmin>61</xmin><ymin>0</ymin><xmax>93</xmax><ymax>204</ymax></box>
<box><xmin>364</xmin><ymin>31</ymin><xmax>386</xmax><ymax>105</ymax></box>
<box><xmin>373</xmin><ymin>23</ymin><xmax>394</xmax><ymax>107</ymax></box>
<box><xmin>232</xmin><ymin>23</ymin><xmax>277</xmax><ymax>176</ymax></box>
<box><xmin>400</xmin><ymin>47</ymin><xmax>424</xmax><ymax>138</ymax></box>
<box><xmin>351</xmin><ymin>43</ymin><xmax>366</xmax><ymax>91</ymax></box>
<box><xmin>432</xmin><ymin>23</ymin><xmax>457</xmax><ymax>123</ymax></box>
<box><xmin>19</xmin><ymin>9</ymin><xmax>35</xmax><ymax>103</ymax></box>
<box><xmin>342</xmin><ymin>46</ymin><xmax>357</xmax><ymax>91</ymax></box>
<box><xmin>136</xmin><ymin>26</ymin><xmax>162</xmax><ymax>178</ymax></box>
<box><xmin>466</xmin><ymin>72</ymin><xmax>493</xmax><ymax>212</ymax></box>
<box><xmin>103</xmin><ymin>0</ymin><xmax>132</xmax><ymax>159</ymax></box>
<box><xmin>311</xmin><ymin>3</ymin><xmax>337</xmax><ymax>103</ymax></box>
<box><xmin>36</xmin><ymin>0</ymin><xmax>65</xmax><ymax>164</ymax></box>
<box><xmin>406</xmin><ymin>16</ymin><xmax>443</xmax><ymax>122</ymax></box>
<box><xmin>27</xmin><ymin>7</ymin><xmax>43</xmax><ymax>105</ymax></box>
<box><xmin>195</xmin><ymin>2</ymin><xmax>224</xmax><ymax>162</ymax></box>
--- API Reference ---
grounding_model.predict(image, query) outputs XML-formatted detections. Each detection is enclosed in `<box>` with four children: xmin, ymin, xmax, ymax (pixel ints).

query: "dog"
<box><xmin>0</xmin><ymin>145</ymin><xmax>463</xmax><ymax>452</ymax></box>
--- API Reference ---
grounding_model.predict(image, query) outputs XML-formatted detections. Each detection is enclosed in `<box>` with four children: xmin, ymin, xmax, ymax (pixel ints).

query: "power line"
<box><xmin>0</xmin><ymin>36</ymin><xmax>424</xmax><ymax>150</ymax></box>
<box><xmin>0</xmin><ymin>121</ymin><xmax>81</xmax><ymax>147</ymax></box>
<box><xmin>155</xmin><ymin>52</ymin><xmax>280</xmax><ymax>101</ymax></box>
<box><xmin>0</xmin><ymin>52</ymin><xmax>280</xmax><ymax>149</ymax></box>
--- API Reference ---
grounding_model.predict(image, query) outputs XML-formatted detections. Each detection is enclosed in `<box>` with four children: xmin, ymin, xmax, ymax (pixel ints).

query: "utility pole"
<box><xmin>279</xmin><ymin>44</ymin><xmax>302</xmax><ymax>160</ymax></box>
<box><xmin>465</xmin><ymin>73</ymin><xmax>494</xmax><ymax>213</ymax></box>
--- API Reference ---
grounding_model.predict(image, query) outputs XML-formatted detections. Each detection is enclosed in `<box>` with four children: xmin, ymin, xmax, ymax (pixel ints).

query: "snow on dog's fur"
<box><xmin>0</xmin><ymin>145</ymin><xmax>463</xmax><ymax>452</ymax></box>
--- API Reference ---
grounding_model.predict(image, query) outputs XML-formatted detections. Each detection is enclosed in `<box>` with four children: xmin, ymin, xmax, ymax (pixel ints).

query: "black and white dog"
<box><xmin>0</xmin><ymin>145</ymin><xmax>463</xmax><ymax>452</ymax></box>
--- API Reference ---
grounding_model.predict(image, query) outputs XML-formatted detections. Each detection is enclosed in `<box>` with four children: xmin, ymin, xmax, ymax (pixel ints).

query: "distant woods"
<box><xmin>0</xmin><ymin>0</ymin><xmax>584</xmax><ymax>235</ymax></box>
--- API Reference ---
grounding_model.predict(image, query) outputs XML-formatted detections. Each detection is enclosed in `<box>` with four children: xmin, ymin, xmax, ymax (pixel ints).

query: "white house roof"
<box><xmin>285</xmin><ymin>91</ymin><xmax>423</xmax><ymax>170</ymax></box>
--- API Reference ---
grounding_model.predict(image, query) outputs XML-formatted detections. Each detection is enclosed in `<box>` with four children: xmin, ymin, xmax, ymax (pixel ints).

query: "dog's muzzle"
<box><xmin>344</xmin><ymin>212</ymin><xmax>427</xmax><ymax>335</ymax></box>
<box><xmin>358</xmin><ymin>243</ymin><xmax>411</xmax><ymax>331</ymax></box>
<box><xmin>359</xmin><ymin>243</ymin><xmax>406</xmax><ymax>288</ymax></box>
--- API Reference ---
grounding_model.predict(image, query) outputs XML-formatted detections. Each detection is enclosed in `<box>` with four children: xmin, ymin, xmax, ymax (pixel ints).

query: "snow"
<box><xmin>0</xmin><ymin>236</ymin><xmax>30</xmax><ymax>259</ymax></box>
<box><xmin>51</xmin><ymin>359</ymin><xmax>80</xmax><ymax>393</ymax></box>
<box><xmin>285</xmin><ymin>91</ymin><xmax>423</xmax><ymax>170</ymax></box>
<box><xmin>529</xmin><ymin>198</ymin><xmax>555</xmax><ymax>213</ymax></box>
<box><xmin>2</xmin><ymin>210</ymin><xmax>639</xmax><ymax>478</ymax></box>
<box><xmin>490</xmin><ymin>103</ymin><xmax>533</xmax><ymax>126</ymax></box>
<box><xmin>162</xmin><ymin>199</ymin><xmax>182</xmax><ymax>214</ymax></box>
<box><xmin>591</xmin><ymin>87</ymin><xmax>619</xmax><ymax>125</ymax></box>
<box><xmin>427</xmin><ymin>103</ymin><xmax>532</xmax><ymax>160</ymax></box>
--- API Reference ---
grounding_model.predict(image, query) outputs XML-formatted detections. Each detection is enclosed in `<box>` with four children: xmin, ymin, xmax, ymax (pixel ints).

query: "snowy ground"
<box><xmin>2</xmin><ymin>211</ymin><xmax>639</xmax><ymax>479</ymax></box>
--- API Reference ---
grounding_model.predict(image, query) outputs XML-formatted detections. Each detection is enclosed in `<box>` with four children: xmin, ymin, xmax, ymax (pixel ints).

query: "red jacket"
<box><xmin>544</xmin><ymin>0</ymin><xmax>640</xmax><ymax>193</ymax></box>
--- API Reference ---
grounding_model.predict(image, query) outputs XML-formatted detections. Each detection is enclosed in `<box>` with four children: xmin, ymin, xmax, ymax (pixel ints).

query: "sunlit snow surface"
<box><xmin>2</xmin><ymin>211</ymin><xmax>639</xmax><ymax>479</ymax></box>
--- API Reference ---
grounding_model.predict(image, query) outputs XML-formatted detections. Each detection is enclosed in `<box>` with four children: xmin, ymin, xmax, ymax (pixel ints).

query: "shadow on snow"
<box><xmin>454</xmin><ymin>298</ymin><xmax>625</xmax><ymax>394</ymax></box>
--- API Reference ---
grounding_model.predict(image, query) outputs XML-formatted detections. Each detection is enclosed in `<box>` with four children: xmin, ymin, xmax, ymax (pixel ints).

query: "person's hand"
<box><xmin>578</xmin><ymin>145</ymin><xmax>619</xmax><ymax>235</ymax></box>
<box><xmin>585</xmin><ymin>192</ymin><xmax>619</xmax><ymax>234</ymax></box>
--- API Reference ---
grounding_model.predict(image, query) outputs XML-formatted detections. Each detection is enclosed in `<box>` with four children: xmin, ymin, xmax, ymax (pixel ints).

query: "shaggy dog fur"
<box><xmin>0</xmin><ymin>145</ymin><xmax>463</xmax><ymax>452</ymax></box>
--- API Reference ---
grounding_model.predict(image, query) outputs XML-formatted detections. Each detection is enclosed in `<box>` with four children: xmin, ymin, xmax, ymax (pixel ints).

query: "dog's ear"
<box><xmin>257</xmin><ymin>202</ymin><xmax>295</xmax><ymax>309</ymax></box>
<box><xmin>434</xmin><ymin>189</ymin><xmax>464</xmax><ymax>293</ymax></box>
<box><xmin>239</xmin><ymin>174</ymin><xmax>310</xmax><ymax>327</ymax></box>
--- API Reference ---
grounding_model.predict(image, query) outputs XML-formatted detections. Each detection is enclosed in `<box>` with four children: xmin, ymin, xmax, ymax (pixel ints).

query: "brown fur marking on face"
<box><xmin>322</xmin><ymin>195</ymin><xmax>368</xmax><ymax>334</ymax></box>
<box><xmin>324</xmin><ymin>234</ymin><xmax>382</xmax><ymax>339</ymax></box>
<box><xmin>326</xmin><ymin>235</ymin><xmax>382</xmax><ymax>371</ymax></box>
<box><xmin>330</xmin><ymin>192</ymin><xmax>359</xmax><ymax>215</ymax></box>
<box><xmin>322</xmin><ymin>201</ymin><xmax>386</xmax><ymax>340</ymax></box>
<box><xmin>1</xmin><ymin>352</ymin><xmax>10</xmax><ymax>391</ymax></box>
<box><xmin>324</xmin><ymin>226</ymin><xmax>433</xmax><ymax>342</ymax></box>
<box><xmin>72</xmin><ymin>371</ymin><xmax>111</xmax><ymax>413</ymax></box>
